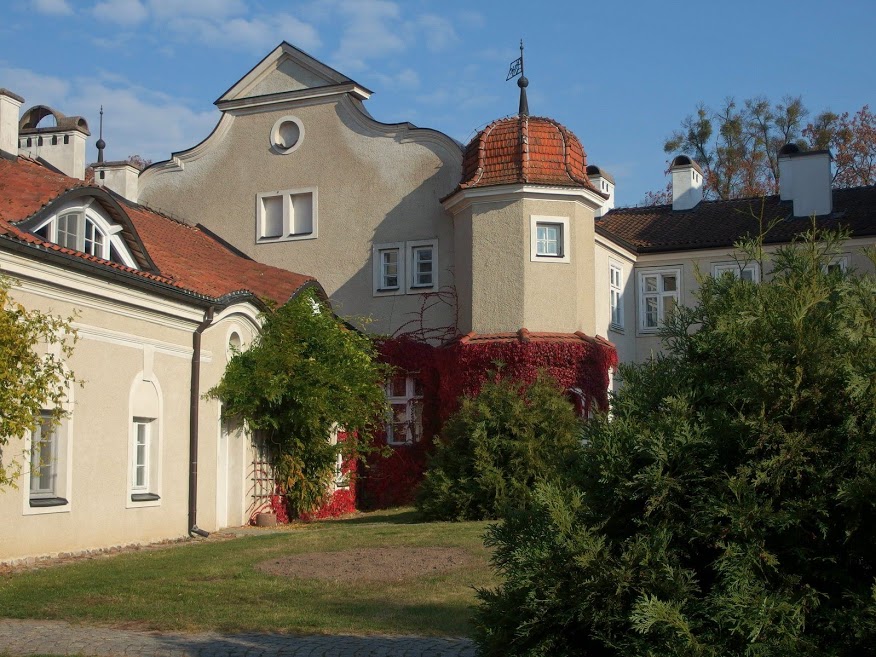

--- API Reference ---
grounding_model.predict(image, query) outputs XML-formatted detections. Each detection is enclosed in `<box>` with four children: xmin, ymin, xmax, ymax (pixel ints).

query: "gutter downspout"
<box><xmin>189</xmin><ymin>306</ymin><xmax>215</xmax><ymax>538</ymax></box>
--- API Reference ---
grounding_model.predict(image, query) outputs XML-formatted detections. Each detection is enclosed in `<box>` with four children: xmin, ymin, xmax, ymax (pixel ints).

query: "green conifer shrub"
<box><xmin>416</xmin><ymin>371</ymin><xmax>582</xmax><ymax>521</ymax></box>
<box><xmin>475</xmin><ymin>230</ymin><xmax>876</xmax><ymax>656</ymax></box>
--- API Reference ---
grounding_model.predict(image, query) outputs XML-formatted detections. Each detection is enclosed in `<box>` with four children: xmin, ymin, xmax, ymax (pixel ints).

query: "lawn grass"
<box><xmin>0</xmin><ymin>508</ymin><xmax>495</xmax><ymax>637</ymax></box>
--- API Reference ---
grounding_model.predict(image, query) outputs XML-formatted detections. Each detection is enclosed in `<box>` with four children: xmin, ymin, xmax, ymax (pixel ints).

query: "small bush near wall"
<box><xmin>416</xmin><ymin>372</ymin><xmax>582</xmax><ymax>521</ymax></box>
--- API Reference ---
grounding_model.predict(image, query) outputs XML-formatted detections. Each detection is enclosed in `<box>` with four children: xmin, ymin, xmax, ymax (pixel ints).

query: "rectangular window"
<box><xmin>130</xmin><ymin>417</ymin><xmax>160</xmax><ymax>503</ymax></box>
<box><xmin>30</xmin><ymin>412</ymin><xmax>57</xmax><ymax>498</ymax></box>
<box><xmin>56</xmin><ymin>212</ymin><xmax>80</xmax><ymax>250</ymax></box>
<box><xmin>824</xmin><ymin>255</ymin><xmax>849</xmax><ymax>275</ymax></box>
<box><xmin>536</xmin><ymin>224</ymin><xmax>561</xmax><ymax>256</ymax></box>
<box><xmin>713</xmin><ymin>262</ymin><xmax>759</xmax><ymax>282</ymax></box>
<box><xmin>27</xmin><ymin>411</ymin><xmax>69</xmax><ymax>510</ymax></box>
<box><xmin>379</xmin><ymin>247</ymin><xmax>400</xmax><ymax>290</ymax></box>
<box><xmin>373</xmin><ymin>240</ymin><xmax>438</xmax><ymax>295</ymax></box>
<box><xmin>256</xmin><ymin>188</ymin><xmax>317</xmax><ymax>242</ymax></box>
<box><xmin>411</xmin><ymin>244</ymin><xmax>434</xmax><ymax>288</ymax></box>
<box><xmin>530</xmin><ymin>215</ymin><xmax>570</xmax><ymax>263</ymax></box>
<box><xmin>639</xmin><ymin>269</ymin><xmax>681</xmax><ymax>332</ymax></box>
<box><xmin>132</xmin><ymin>419</ymin><xmax>150</xmax><ymax>491</ymax></box>
<box><xmin>609</xmin><ymin>261</ymin><xmax>624</xmax><ymax>329</ymax></box>
<box><xmin>385</xmin><ymin>374</ymin><xmax>424</xmax><ymax>445</ymax></box>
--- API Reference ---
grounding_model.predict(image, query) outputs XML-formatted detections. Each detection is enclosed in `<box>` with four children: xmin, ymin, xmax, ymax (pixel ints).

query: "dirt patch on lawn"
<box><xmin>256</xmin><ymin>547</ymin><xmax>475</xmax><ymax>582</ymax></box>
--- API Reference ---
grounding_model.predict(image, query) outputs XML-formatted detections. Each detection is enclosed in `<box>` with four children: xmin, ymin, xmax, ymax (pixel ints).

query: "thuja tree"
<box><xmin>209</xmin><ymin>289</ymin><xmax>389</xmax><ymax>517</ymax></box>
<box><xmin>417</xmin><ymin>371</ymin><xmax>582</xmax><ymax>521</ymax></box>
<box><xmin>475</xmin><ymin>231</ymin><xmax>876</xmax><ymax>657</ymax></box>
<box><xmin>0</xmin><ymin>276</ymin><xmax>76</xmax><ymax>489</ymax></box>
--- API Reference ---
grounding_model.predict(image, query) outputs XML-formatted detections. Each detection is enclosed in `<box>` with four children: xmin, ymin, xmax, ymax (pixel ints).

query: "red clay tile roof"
<box><xmin>0</xmin><ymin>157</ymin><xmax>315</xmax><ymax>306</ymax></box>
<box><xmin>597</xmin><ymin>188</ymin><xmax>876</xmax><ymax>253</ymax></box>
<box><xmin>457</xmin><ymin>115</ymin><xmax>604</xmax><ymax>195</ymax></box>
<box><xmin>455</xmin><ymin>328</ymin><xmax>613</xmax><ymax>347</ymax></box>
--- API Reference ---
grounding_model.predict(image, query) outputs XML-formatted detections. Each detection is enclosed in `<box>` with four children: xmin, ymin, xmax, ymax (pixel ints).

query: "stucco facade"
<box><xmin>138</xmin><ymin>45</ymin><xmax>461</xmax><ymax>337</ymax></box>
<box><xmin>0</xmin><ymin>248</ymin><xmax>262</xmax><ymax>562</ymax></box>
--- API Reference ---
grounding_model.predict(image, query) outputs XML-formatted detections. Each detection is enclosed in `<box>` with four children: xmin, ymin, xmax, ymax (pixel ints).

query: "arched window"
<box><xmin>31</xmin><ymin>204</ymin><xmax>137</xmax><ymax>268</ymax></box>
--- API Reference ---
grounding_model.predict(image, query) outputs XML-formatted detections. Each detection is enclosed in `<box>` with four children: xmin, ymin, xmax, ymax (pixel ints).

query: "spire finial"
<box><xmin>505</xmin><ymin>40</ymin><xmax>528</xmax><ymax>116</ymax></box>
<box><xmin>517</xmin><ymin>40</ymin><xmax>529</xmax><ymax>116</ymax></box>
<box><xmin>96</xmin><ymin>105</ymin><xmax>106</xmax><ymax>163</ymax></box>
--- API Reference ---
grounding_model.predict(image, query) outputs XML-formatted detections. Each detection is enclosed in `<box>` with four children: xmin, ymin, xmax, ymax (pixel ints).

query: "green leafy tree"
<box><xmin>416</xmin><ymin>372</ymin><xmax>582</xmax><ymax>521</ymax></box>
<box><xmin>475</xmin><ymin>231</ymin><xmax>876</xmax><ymax>656</ymax></box>
<box><xmin>208</xmin><ymin>289</ymin><xmax>390</xmax><ymax>517</ymax></box>
<box><xmin>0</xmin><ymin>276</ymin><xmax>77</xmax><ymax>489</ymax></box>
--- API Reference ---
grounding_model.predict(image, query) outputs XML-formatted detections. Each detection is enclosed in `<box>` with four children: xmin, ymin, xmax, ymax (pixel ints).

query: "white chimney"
<box><xmin>778</xmin><ymin>144</ymin><xmax>832</xmax><ymax>217</ymax></box>
<box><xmin>18</xmin><ymin>105</ymin><xmax>90</xmax><ymax>179</ymax></box>
<box><xmin>670</xmin><ymin>155</ymin><xmax>704</xmax><ymax>211</ymax></box>
<box><xmin>94</xmin><ymin>161</ymin><xmax>140</xmax><ymax>203</ymax></box>
<box><xmin>0</xmin><ymin>89</ymin><xmax>23</xmax><ymax>159</ymax></box>
<box><xmin>587</xmin><ymin>165</ymin><xmax>615</xmax><ymax>218</ymax></box>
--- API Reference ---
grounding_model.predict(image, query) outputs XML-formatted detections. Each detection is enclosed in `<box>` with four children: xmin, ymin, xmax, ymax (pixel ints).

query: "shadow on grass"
<box><xmin>331</xmin><ymin>508</ymin><xmax>424</xmax><ymax>525</ymax></box>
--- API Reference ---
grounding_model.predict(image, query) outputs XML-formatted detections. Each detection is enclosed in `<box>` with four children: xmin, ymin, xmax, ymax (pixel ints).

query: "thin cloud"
<box><xmin>1</xmin><ymin>65</ymin><xmax>216</xmax><ymax>164</ymax></box>
<box><xmin>164</xmin><ymin>14</ymin><xmax>320</xmax><ymax>53</ymax></box>
<box><xmin>33</xmin><ymin>0</ymin><xmax>74</xmax><ymax>16</ymax></box>
<box><xmin>91</xmin><ymin>0</ymin><xmax>148</xmax><ymax>26</ymax></box>
<box><xmin>414</xmin><ymin>15</ymin><xmax>458</xmax><ymax>53</ymax></box>
<box><xmin>147</xmin><ymin>0</ymin><xmax>246</xmax><ymax>19</ymax></box>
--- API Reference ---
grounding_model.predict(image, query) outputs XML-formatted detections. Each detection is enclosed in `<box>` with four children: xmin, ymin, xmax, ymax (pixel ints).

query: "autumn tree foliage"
<box><xmin>804</xmin><ymin>105</ymin><xmax>876</xmax><ymax>188</ymax></box>
<box><xmin>0</xmin><ymin>276</ymin><xmax>77</xmax><ymax>489</ymax></box>
<box><xmin>475</xmin><ymin>231</ymin><xmax>876</xmax><ymax>656</ymax></box>
<box><xmin>656</xmin><ymin>97</ymin><xmax>876</xmax><ymax>202</ymax></box>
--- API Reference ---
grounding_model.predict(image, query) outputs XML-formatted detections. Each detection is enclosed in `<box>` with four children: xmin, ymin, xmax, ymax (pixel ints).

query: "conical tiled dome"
<box><xmin>458</xmin><ymin>115</ymin><xmax>599</xmax><ymax>192</ymax></box>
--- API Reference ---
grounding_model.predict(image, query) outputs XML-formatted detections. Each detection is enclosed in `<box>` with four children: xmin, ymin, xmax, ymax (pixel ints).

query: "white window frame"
<box><xmin>406</xmin><ymin>239</ymin><xmax>438</xmax><ymax>293</ymax></box>
<box><xmin>128</xmin><ymin>416</ymin><xmax>161</xmax><ymax>506</ymax></box>
<box><xmin>823</xmin><ymin>254</ymin><xmax>849</xmax><ymax>275</ymax></box>
<box><xmin>23</xmin><ymin>411</ymin><xmax>73</xmax><ymax>516</ymax></box>
<box><xmin>131</xmin><ymin>418</ymin><xmax>152</xmax><ymax>493</ymax></box>
<box><xmin>638</xmin><ymin>267</ymin><xmax>682</xmax><ymax>333</ymax></box>
<box><xmin>373</xmin><ymin>241</ymin><xmax>405</xmax><ymax>295</ymax></box>
<box><xmin>385</xmin><ymin>373</ymin><xmax>424</xmax><ymax>445</ymax></box>
<box><xmin>713</xmin><ymin>261</ymin><xmax>760</xmax><ymax>282</ymax></box>
<box><xmin>31</xmin><ymin>202</ymin><xmax>135</xmax><ymax>267</ymax></box>
<box><xmin>127</xmin><ymin>375</ymin><xmax>163</xmax><ymax>508</ymax></box>
<box><xmin>530</xmin><ymin>215</ymin><xmax>571</xmax><ymax>263</ymax></box>
<box><xmin>255</xmin><ymin>187</ymin><xmax>318</xmax><ymax>243</ymax></box>
<box><xmin>373</xmin><ymin>240</ymin><xmax>439</xmax><ymax>296</ymax></box>
<box><xmin>609</xmin><ymin>260</ymin><xmax>624</xmax><ymax>331</ymax></box>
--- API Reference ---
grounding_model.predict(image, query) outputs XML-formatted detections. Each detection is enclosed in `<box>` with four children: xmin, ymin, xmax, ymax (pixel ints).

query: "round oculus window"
<box><xmin>270</xmin><ymin>116</ymin><xmax>304</xmax><ymax>154</ymax></box>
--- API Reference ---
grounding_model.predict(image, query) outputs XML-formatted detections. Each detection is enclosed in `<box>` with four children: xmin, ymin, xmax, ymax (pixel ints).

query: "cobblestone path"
<box><xmin>0</xmin><ymin>619</ymin><xmax>477</xmax><ymax>656</ymax></box>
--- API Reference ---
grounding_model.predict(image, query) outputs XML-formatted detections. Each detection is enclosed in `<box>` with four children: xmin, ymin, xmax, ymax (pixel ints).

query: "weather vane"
<box><xmin>506</xmin><ymin>40</ymin><xmax>529</xmax><ymax>116</ymax></box>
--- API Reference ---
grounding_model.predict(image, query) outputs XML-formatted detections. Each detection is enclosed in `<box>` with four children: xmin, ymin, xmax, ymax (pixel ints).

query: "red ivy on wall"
<box><xmin>358</xmin><ymin>330</ymin><xmax>618</xmax><ymax>509</ymax></box>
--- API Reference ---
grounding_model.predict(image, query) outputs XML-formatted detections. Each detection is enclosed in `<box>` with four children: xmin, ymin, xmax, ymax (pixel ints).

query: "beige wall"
<box><xmin>594</xmin><ymin>239</ymin><xmax>636</xmax><ymax>383</ymax></box>
<box><xmin>613</xmin><ymin>238</ymin><xmax>876</xmax><ymax>365</ymax></box>
<box><xmin>139</xmin><ymin>95</ymin><xmax>462</xmax><ymax>337</ymax></box>
<box><xmin>456</xmin><ymin>194</ymin><xmax>600</xmax><ymax>336</ymax></box>
<box><xmin>0</xmin><ymin>253</ymin><xmax>261</xmax><ymax>562</ymax></box>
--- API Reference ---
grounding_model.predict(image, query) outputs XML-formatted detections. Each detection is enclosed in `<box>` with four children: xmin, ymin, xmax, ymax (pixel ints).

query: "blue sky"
<box><xmin>2</xmin><ymin>0</ymin><xmax>874</xmax><ymax>206</ymax></box>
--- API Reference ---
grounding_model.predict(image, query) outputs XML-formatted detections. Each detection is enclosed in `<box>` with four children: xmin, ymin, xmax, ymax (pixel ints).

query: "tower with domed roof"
<box><xmin>441</xmin><ymin>77</ymin><xmax>609</xmax><ymax>336</ymax></box>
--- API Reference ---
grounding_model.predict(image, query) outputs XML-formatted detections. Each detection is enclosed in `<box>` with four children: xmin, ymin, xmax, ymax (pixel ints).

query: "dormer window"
<box><xmin>54</xmin><ymin>212</ymin><xmax>109</xmax><ymax>259</ymax></box>
<box><xmin>29</xmin><ymin>203</ymin><xmax>137</xmax><ymax>269</ymax></box>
